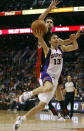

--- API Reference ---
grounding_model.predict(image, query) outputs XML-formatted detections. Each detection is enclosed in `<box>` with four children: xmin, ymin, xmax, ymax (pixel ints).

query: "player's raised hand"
<box><xmin>34</xmin><ymin>30</ymin><xmax>44</xmax><ymax>39</ymax></box>
<box><xmin>75</xmin><ymin>27</ymin><xmax>84</xmax><ymax>39</ymax></box>
<box><xmin>79</xmin><ymin>27</ymin><xmax>84</xmax><ymax>34</ymax></box>
<box><xmin>49</xmin><ymin>0</ymin><xmax>60</xmax><ymax>10</ymax></box>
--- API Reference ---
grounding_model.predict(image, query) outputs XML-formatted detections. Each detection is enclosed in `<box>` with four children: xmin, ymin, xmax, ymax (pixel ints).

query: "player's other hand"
<box><xmin>49</xmin><ymin>0</ymin><xmax>60</xmax><ymax>10</ymax></box>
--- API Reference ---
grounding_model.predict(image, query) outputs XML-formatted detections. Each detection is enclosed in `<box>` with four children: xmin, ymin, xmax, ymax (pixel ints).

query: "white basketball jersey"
<box><xmin>43</xmin><ymin>47</ymin><xmax>63</xmax><ymax>80</ymax></box>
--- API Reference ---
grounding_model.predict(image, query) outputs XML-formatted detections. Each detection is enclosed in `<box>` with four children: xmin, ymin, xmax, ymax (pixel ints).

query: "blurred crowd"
<box><xmin>0</xmin><ymin>0</ymin><xmax>84</xmax><ymax>11</ymax></box>
<box><xmin>0</xmin><ymin>38</ymin><xmax>38</xmax><ymax>111</ymax></box>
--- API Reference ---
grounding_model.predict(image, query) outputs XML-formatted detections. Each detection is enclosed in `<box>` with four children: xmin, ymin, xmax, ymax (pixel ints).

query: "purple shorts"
<box><xmin>41</xmin><ymin>72</ymin><xmax>52</xmax><ymax>84</ymax></box>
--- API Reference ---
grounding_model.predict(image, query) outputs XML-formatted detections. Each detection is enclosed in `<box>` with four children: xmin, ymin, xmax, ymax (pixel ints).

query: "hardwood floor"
<box><xmin>0</xmin><ymin>110</ymin><xmax>84</xmax><ymax>131</ymax></box>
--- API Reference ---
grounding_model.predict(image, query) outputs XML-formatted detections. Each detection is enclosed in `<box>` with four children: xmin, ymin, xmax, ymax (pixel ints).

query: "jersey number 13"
<box><xmin>54</xmin><ymin>59</ymin><xmax>61</xmax><ymax>65</ymax></box>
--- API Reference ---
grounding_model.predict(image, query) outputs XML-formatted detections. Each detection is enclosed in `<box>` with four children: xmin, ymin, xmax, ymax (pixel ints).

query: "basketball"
<box><xmin>31</xmin><ymin>20</ymin><xmax>48</xmax><ymax>36</ymax></box>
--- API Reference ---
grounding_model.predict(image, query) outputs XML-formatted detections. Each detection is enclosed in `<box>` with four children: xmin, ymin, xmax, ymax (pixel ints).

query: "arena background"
<box><xmin>0</xmin><ymin>0</ymin><xmax>84</xmax><ymax>113</ymax></box>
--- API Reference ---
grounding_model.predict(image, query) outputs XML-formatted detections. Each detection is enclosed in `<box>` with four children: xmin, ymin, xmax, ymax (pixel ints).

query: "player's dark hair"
<box><xmin>48</xmin><ymin>33</ymin><xmax>57</xmax><ymax>41</ymax></box>
<box><xmin>45</xmin><ymin>17</ymin><xmax>54</xmax><ymax>25</ymax></box>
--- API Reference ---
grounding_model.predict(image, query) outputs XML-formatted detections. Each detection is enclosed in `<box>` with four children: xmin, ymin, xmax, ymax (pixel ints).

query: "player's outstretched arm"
<box><xmin>59</xmin><ymin>38</ymin><xmax>73</xmax><ymax>46</ymax></box>
<box><xmin>34</xmin><ymin>30</ymin><xmax>49</xmax><ymax>57</ymax></box>
<box><xmin>38</xmin><ymin>0</ymin><xmax>60</xmax><ymax>21</ymax></box>
<box><xmin>61</xmin><ymin>34</ymin><xmax>79</xmax><ymax>52</ymax></box>
<box><xmin>59</xmin><ymin>29</ymin><xmax>82</xmax><ymax>46</ymax></box>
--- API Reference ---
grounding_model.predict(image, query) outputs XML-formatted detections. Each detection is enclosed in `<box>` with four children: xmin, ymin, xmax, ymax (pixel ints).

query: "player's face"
<box><xmin>49</xmin><ymin>34</ymin><xmax>60</xmax><ymax>48</ymax></box>
<box><xmin>45</xmin><ymin>19</ymin><xmax>54</xmax><ymax>31</ymax></box>
<box><xmin>67</xmin><ymin>76</ymin><xmax>72</xmax><ymax>82</ymax></box>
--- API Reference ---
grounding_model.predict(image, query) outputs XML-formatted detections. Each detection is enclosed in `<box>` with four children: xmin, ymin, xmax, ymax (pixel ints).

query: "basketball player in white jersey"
<box><xmin>13</xmin><ymin>30</ymin><xmax>79</xmax><ymax>130</ymax></box>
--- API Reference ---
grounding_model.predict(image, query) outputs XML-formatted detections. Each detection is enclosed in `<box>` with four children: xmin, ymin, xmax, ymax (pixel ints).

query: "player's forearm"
<box><xmin>38</xmin><ymin>36</ymin><xmax>49</xmax><ymax>56</ymax></box>
<box><xmin>38</xmin><ymin>0</ymin><xmax>58</xmax><ymax>20</ymax></box>
<box><xmin>59</xmin><ymin>38</ymin><xmax>73</xmax><ymax>46</ymax></box>
<box><xmin>38</xmin><ymin>7</ymin><xmax>51</xmax><ymax>21</ymax></box>
<box><xmin>63</xmin><ymin>38</ymin><xmax>72</xmax><ymax>45</ymax></box>
<box><xmin>72</xmin><ymin>40</ymin><xmax>79</xmax><ymax>50</ymax></box>
<box><xmin>76</xmin><ymin>31</ymin><xmax>81</xmax><ymax>39</ymax></box>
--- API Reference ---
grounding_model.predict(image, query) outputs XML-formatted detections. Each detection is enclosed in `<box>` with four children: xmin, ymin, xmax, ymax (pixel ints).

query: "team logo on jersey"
<box><xmin>51</xmin><ymin>53</ymin><xmax>62</xmax><ymax>58</ymax></box>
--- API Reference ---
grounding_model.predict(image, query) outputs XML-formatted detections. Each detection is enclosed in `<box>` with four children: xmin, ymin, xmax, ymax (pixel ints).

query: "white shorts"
<box><xmin>38</xmin><ymin>77</ymin><xmax>58</xmax><ymax>104</ymax></box>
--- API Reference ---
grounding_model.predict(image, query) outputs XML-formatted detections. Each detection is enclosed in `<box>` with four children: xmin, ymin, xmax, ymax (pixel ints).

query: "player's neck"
<box><xmin>48</xmin><ymin>28</ymin><xmax>52</xmax><ymax>33</ymax></box>
<box><xmin>51</xmin><ymin>45</ymin><xmax>58</xmax><ymax>49</ymax></box>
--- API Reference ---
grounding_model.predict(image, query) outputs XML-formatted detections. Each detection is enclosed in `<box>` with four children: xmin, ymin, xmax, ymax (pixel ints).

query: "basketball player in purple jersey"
<box><xmin>13</xmin><ymin>30</ymin><xmax>79</xmax><ymax>130</ymax></box>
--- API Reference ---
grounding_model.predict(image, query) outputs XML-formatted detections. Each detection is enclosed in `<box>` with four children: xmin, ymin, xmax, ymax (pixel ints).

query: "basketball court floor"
<box><xmin>0</xmin><ymin>110</ymin><xmax>84</xmax><ymax>131</ymax></box>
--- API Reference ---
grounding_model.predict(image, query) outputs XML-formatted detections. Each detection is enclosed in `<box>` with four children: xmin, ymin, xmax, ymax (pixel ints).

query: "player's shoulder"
<box><xmin>58</xmin><ymin>46</ymin><xmax>63</xmax><ymax>53</ymax></box>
